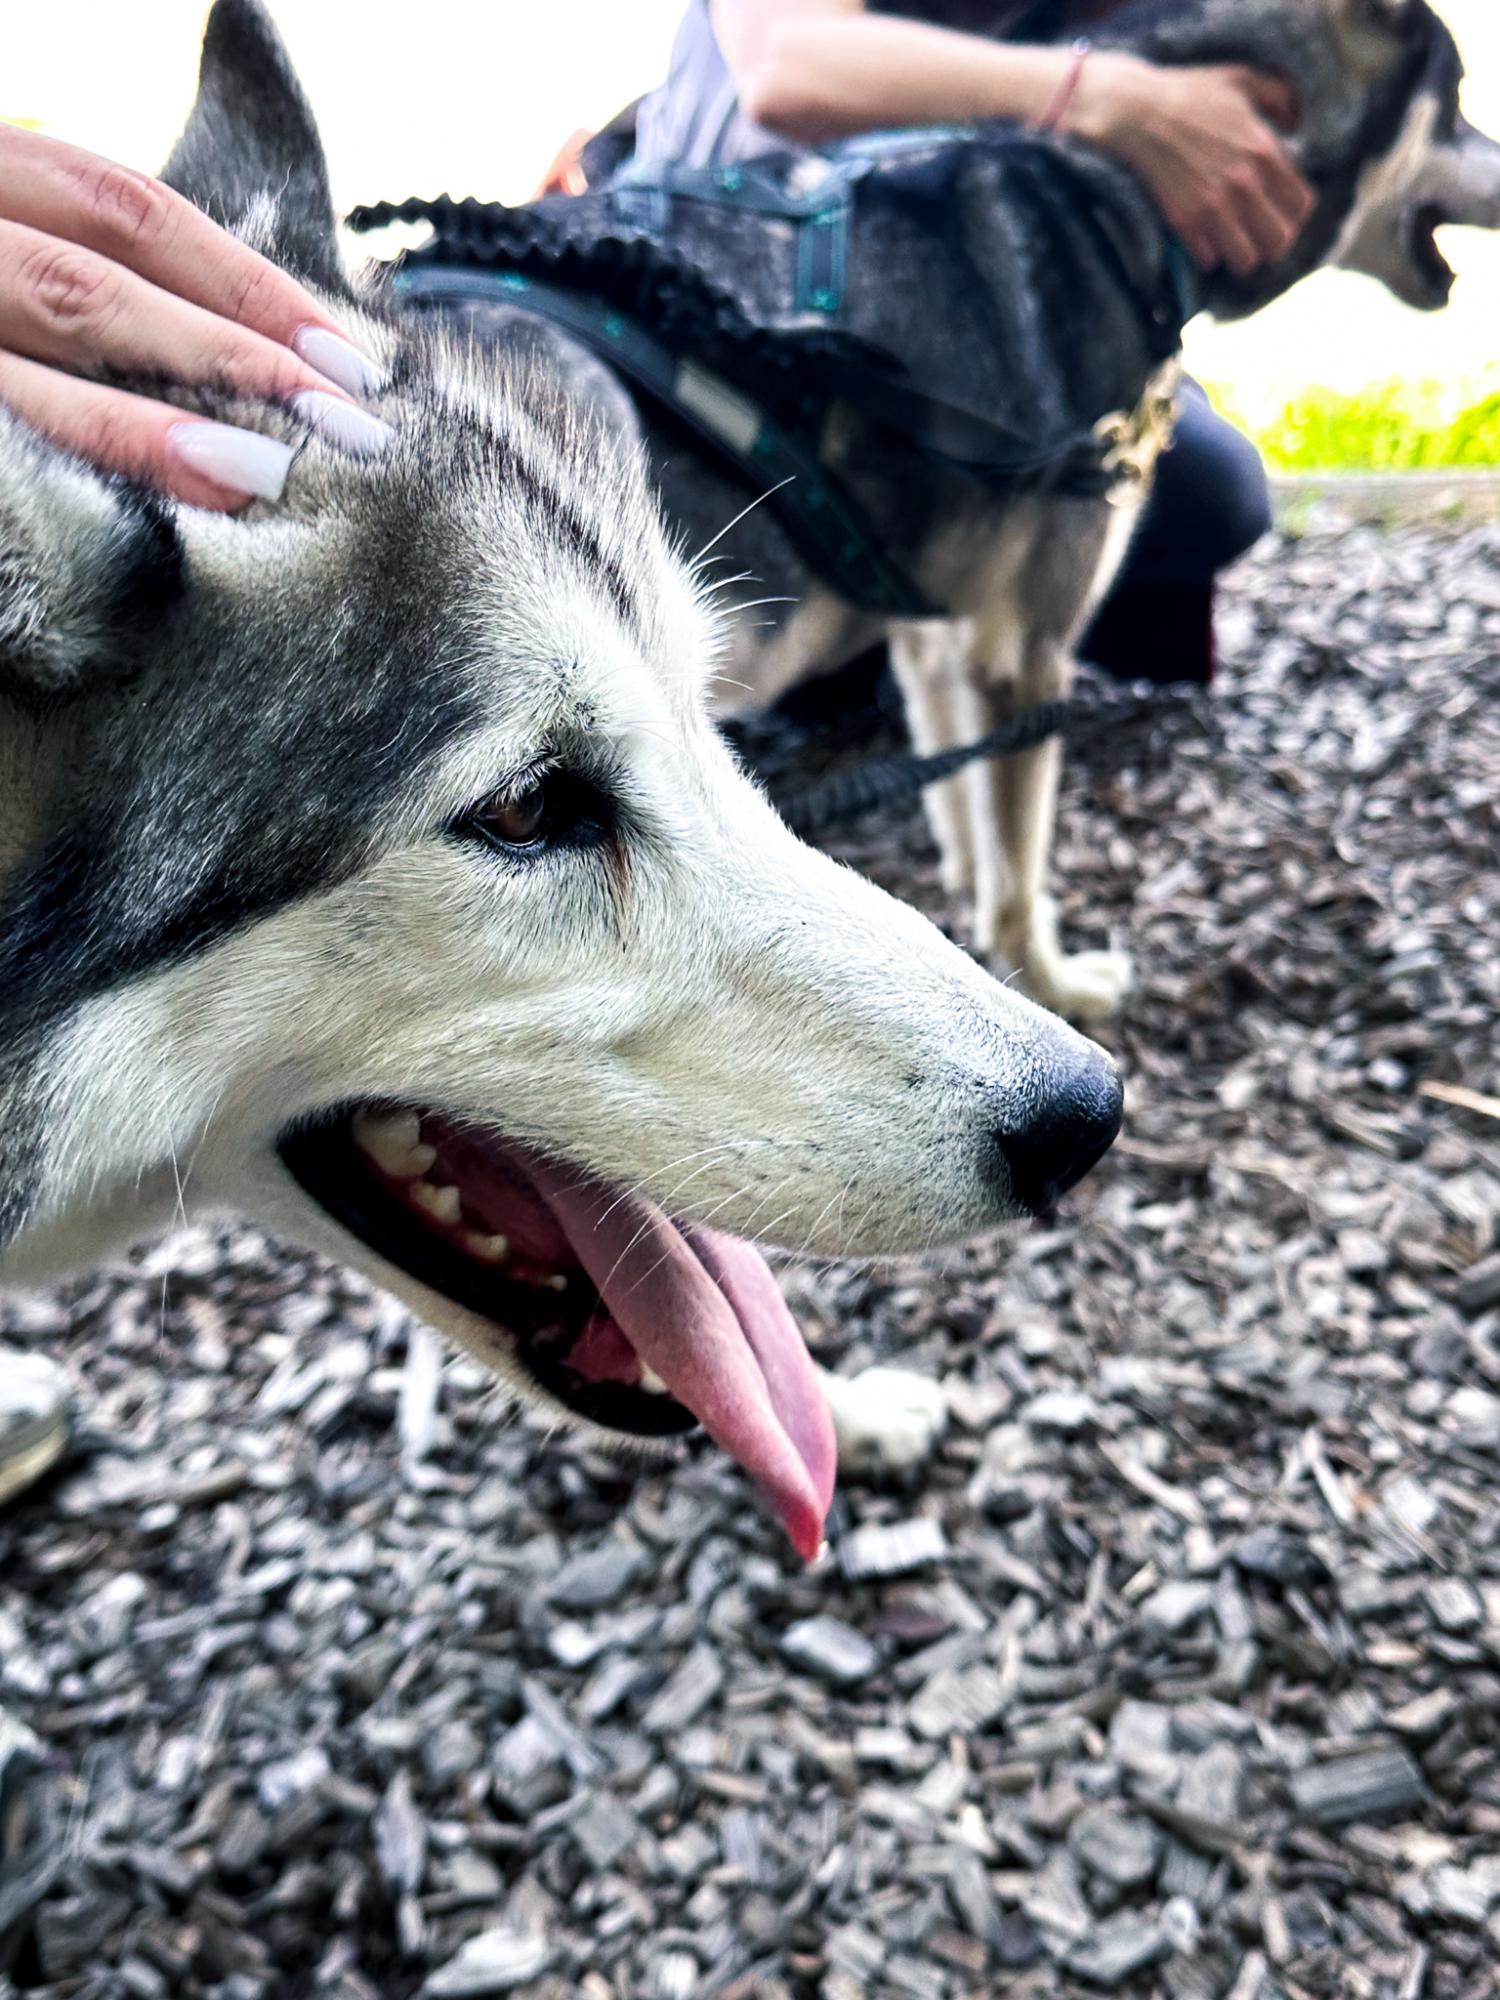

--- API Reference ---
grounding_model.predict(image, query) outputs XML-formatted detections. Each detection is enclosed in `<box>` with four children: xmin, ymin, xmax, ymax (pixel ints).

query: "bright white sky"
<box><xmin>7</xmin><ymin>0</ymin><xmax>1500</xmax><ymax>424</ymax></box>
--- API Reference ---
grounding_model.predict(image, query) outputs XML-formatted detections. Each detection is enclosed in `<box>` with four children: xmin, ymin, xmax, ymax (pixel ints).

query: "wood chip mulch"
<box><xmin>2</xmin><ymin>516</ymin><xmax>1498</xmax><ymax>2000</ymax></box>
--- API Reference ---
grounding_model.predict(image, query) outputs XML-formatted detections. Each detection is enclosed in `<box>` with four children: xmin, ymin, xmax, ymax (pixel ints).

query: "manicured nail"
<box><xmin>168</xmin><ymin>420</ymin><xmax>293</xmax><ymax>501</ymax></box>
<box><xmin>293</xmin><ymin>390</ymin><xmax>393</xmax><ymax>457</ymax></box>
<box><xmin>293</xmin><ymin>324</ymin><xmax>385</xmax><ymax>398</ymax></box>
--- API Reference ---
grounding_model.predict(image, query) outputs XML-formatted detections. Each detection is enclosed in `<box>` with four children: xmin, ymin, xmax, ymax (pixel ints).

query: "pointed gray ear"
<box><xmin>0</xmin><ymin>418</ymin><xmax>182</xmax><ymax>711</ymax></box>
<box><xmin>162</xmin><ymin>0</ymin><xmax>348</xmax><ymax>297</ymax></box>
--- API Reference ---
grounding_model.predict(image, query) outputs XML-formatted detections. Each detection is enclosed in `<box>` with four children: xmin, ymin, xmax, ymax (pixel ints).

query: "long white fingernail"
<box><xmin>293</xmin><ymin>390</ymin><xmax>393</xmax><ymax>457</ymax></box>
<box><xmin>293</xmin><ymin>324</ymin><xmax>385</xmax><ymax>398</ymax></box>
<box><xmin>168</xmin><ymin>420</ymin><xmax>293</xmax><ymax>501</ymax></box>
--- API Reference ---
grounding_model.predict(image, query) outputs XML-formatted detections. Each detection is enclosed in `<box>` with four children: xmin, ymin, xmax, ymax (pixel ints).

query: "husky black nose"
<box><xmin>997</xmin><ymin>1055</ymin><xmax>1123</xmax><ymax>1218</ymax></box>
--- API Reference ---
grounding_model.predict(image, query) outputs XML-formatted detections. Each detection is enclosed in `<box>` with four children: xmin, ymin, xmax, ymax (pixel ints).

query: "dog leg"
<box><xmin>1001</xmin><ymin>641</ymin><xmax>1131</xmax><ymax>1022</ymax></box>
<box><xmin>955</xmin><ymin>612</ymin><xmax>1022</xmax><ymax>968</ymax></box>
<box><xmin>959</xmin><ymin>500</ymin><xmax>1137</xmax><ymax>1022</ymax></box>
<box><xmin>888</xmin><ymin>619</ymin><xmax>978</xmax><ymax>897</ymax></box>
<box><xmin>818</xmin><ymin>1362</ymin><xmax>949</xmax><ymax>1476</ymax></box>
<box><xmin>966</xmin><ymin>630</ymin><xmax>1132</xmax><ymax>1024</ymax></box>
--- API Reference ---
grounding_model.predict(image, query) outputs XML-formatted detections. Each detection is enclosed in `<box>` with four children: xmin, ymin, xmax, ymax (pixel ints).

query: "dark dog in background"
<box><xmin>395</xmin><ymin>0</ymin><xmax>1500</xmax><ymax>1028</ymax></box>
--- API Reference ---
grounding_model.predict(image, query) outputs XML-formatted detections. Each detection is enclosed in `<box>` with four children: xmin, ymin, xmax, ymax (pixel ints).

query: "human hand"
<box><xmin>1066</xmin><ymin>54</ymin><xmax>1316</xmax><ymax>278</ymax></box>
<box><xmin>0</xmin><ymin>123</ymin><xmax>389</xmax><ymax>510</ymax></box>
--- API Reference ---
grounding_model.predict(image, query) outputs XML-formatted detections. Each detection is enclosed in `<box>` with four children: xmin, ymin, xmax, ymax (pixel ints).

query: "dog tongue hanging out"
<box><xmin>530</xmin><ymin>1171</ymin><xmax>838</xmax><ymax>1559</ymax></box>
<box><xmin>0</xmin><ymin>0</ymin><xmax>1122</xmax><ymax>1559</ymax></box>
<box><xmin>287</xmin><ymin>1111</ymin><xmax>837</xmax><ymax>1555</ymax></box>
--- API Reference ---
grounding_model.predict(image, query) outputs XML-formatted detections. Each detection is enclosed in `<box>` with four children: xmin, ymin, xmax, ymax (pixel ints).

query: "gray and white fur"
<box><xmin>0</xmin><ymin>0</ymin><xmax>1122</xmax><ymax>1475</ymax></box>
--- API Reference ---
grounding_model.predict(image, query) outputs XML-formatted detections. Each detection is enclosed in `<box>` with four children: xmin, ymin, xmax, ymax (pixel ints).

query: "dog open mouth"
<box><xmin>278</xmin><ymin>1109</ymin><xmax>837</xmax><ymax>1558</ymax></box>
<box><xmin>1410</xmin><ymin>202</ymin><xmax>1457</xmax><ymax>301</ymax></box>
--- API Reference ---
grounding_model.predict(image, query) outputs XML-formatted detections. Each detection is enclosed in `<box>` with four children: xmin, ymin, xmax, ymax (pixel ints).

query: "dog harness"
<box><xmin>391</xmin><ymin>258</ymin><xmax>939</xmax><ymax>619</ymax></box>
<box><xmin>351</xmin><ymin>127</ymin><xmax>1199</xmax><ymax>619</ymax></box>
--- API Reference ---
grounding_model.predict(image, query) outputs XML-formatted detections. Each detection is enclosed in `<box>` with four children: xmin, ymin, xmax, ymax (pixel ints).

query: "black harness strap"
<box><xmin>394</xmin><ymin>262</ymin><xmax>939</xmax><ymax>619</ymax></box>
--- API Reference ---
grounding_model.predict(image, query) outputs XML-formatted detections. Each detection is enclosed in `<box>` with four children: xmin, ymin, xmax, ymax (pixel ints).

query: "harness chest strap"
<box><xmin>394</xmin><ymin>262</ymin><xmax>939</xmax><ymax>620</ymax></box>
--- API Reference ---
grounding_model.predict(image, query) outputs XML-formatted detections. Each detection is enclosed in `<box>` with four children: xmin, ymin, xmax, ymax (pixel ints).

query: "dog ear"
<box><xmin>1317</xmin><ymin>0</ymin><xmax>1417</xmax><ymax>84</ymax></box>
<box><xmin>1327</xmin><ymin>0</ymin><xmax>1415</xmax><ymax>28</ymax></box>
<box><xmin>0</xmin><ymin>419</ymin><xmax>183</xmax><ymax>712</ymax></box>
<box><xmin>162</xmin><ymin>0</ymin><xmax>349</xmax><ymax>299</ymax></box>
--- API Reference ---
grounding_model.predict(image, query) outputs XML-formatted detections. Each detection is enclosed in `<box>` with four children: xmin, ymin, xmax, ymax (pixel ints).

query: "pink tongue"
<box><xmin>525</xmin><ymin>1158</ymin><xmax>836</xmax><ymax>1560</ymax></box>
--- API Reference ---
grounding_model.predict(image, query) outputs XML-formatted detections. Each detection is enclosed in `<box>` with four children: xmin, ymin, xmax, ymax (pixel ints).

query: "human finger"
<box><xmin>1198</xmin><ymin>197</ymin><xmax>1262</xmax><ymax>278</ymax></box>
<box><xmin>1233</xmin><ymin>67</ymin><xmax>1301</xmax><ymax>137</ymax></box>
<box><xmin>0</xmin><ymin>347</ymin><xmax>295</xmax><ymax>509</ymax></box>
<box><xmin>0</xmin><ymin>125</ymin><xmax>381</xmax><ymax>396</ymax></box>
<box><xmin>0</xmin><ymin>219</ymin><xmax>390</xmax><ymax>455</ymax></box>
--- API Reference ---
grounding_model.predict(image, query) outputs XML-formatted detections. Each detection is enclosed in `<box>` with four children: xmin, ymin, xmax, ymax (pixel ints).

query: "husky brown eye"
<box><xmin>456</xmin><ymin>764</ymin><xmax>616</xmax><ymax>861</ymax></box>
<box><xmin>478</xmin><ymin>781</ymin><xmax>548</xmax><ymax>849</ymax></box>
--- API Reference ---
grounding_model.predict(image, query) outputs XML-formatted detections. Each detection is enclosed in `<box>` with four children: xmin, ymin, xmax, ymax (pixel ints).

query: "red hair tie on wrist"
<box><xmin>1038</xmin><ymin>38</ymin><xmax>1091</xmax><ymax>135</ymax></box>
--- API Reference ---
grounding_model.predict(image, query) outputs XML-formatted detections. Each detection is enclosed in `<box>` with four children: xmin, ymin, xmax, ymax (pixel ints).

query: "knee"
<box><xmin>1021</xmin><ymin>639</ymin><xmax>1072</xmax><ymax>702</ymax></box>
<box><xmin>1151</xmin><ymin>400</ymin><xmax>1273</xmax><ymax>579</ymax></box>
<box><xmin>1206</xmin><ymin>422</ymin><xmax>1273</xmax><ymax>566</ymax></box>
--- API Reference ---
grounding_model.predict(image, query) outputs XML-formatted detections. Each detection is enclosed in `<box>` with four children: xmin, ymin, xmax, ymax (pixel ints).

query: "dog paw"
<box><xmin>823</xmin><ymin>1365</ymin><xmax>949</xmax><ymax>1476</ymax></box>
<box><xmin>1026</xmin><ymin>947</ymin><xmax>1133</xmax><ymax>1024</ymax></box>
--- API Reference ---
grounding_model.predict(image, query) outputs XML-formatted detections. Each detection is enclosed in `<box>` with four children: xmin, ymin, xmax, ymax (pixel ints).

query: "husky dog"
<box><xmin>673</xmin><ymin>0</ymin><xmax>1500</xmax><ymax>1023</ymax></box>
<box><xmin>0</xmin><ymin>0</ymin><xmax>1124</xmax><ymax>1552</ymax></box>
<box><xmin>391</xmin><ymin>0</ymin><xmax>1500</xmax><ymax>1026</ymax></box>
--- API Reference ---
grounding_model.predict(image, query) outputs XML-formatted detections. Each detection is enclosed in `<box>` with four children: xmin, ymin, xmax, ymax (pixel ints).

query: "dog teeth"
<box><xmin>411</xmin><ymin>1181</ymin><xmax>463</xmax><ymax>1225</ymax></box>
<box><xmin>541</xmin><ymin>1274</ymin><xmax>569</xmax><ymax>1293</ymax></box>
<box><xmin>352</xmin><ymin>1108</ymin><xmax>434</xmax><ymax>1179</ymax></box>
<box><xmin>463</xmin><ymin>1230</ymin><xmax>510</xmax><ymax>1264</ymax></box>
<box><xmin>638</xmin><ymin>1366</ymin><xmax>670</xmax><ymax>1396</ymax></box>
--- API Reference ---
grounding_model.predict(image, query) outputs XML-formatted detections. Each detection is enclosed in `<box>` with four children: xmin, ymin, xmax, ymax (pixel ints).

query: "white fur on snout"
<box><xmin>1443</xmin><ymin>124</ymin><xmax>1500</xmax><ymax>227</ymax></box>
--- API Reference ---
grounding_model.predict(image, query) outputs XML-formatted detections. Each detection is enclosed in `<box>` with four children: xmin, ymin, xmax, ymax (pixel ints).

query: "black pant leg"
<box><xmin>1083</xmin><ymin>381</ymin><xmax>1271</xmax><ymax>683</ymax></box>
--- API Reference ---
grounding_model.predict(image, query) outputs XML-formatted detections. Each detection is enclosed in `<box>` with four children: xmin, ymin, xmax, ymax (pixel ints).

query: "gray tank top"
<box><xmin>633</xmin><ymin>1</ymin><xmax>1084</xmax><ymax>172</ymax></box>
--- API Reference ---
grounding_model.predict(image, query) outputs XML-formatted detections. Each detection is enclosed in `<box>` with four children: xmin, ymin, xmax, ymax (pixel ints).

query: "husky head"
<box><xmin>0</xmin><ymin>0</ymin><xmax>1121</xmax><ymax>1554</ymax></box>
<box><xmin>1327</xmin><ymin>11</ymin><xmax>1500</xmax><ymax>311</ymax></box>
<box><xmin>1111</xmin><ymin>0</ymin><xmax>1500</xmax><ymax>315</ymax></box>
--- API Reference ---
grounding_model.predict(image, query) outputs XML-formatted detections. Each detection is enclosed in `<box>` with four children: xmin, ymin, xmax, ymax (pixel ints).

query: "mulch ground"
<box><xmin>2</xmin><ymin>515</ymin><xmax>1499</xmax><ymax>2000</ymax></box>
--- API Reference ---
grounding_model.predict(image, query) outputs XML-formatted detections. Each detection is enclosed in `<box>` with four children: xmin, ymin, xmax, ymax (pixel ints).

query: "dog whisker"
<box><xmin>690</xmin><ymin>477</ymin><xmax>796</xmax><ymax>565</ymax></box>
<box><xmin>725</xmin><ymin>597</ymin><xmax>797</xmax><ymax>616</ymax></box>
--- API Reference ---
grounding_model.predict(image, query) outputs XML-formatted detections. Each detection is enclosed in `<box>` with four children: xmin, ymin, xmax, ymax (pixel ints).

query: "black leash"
<box><xmin>771</xmin><ymin>700</ymin><xmax>1069</xmax><ymax>836</ymax></box>
<box><xmin>757</xmin><ymin>677</ymin><xmax>1202</xmax><ymax>837</ymax></box>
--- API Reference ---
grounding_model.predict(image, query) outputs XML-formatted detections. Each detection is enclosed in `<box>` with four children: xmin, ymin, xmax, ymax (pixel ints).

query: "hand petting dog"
<box><xmin>0</xmin><ymin>123</ymin><xmax>388</xmax><ymax>510</ymax></box>
<box><xmin>715</xmin><ymin>0</ymin><xmax>1316</xmax><ymax>280</ymax></box>
<box><xmin>1064</xmin><ymin>56</ymin><xmax>1316</xmax><ymax>278</ymax></box>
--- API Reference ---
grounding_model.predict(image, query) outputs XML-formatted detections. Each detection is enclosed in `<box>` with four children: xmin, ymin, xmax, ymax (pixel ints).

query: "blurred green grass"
<box><xmin>1204</xmin><ymin>378</ymin><xmax>1500</xmax><ymax>473</ymax></box>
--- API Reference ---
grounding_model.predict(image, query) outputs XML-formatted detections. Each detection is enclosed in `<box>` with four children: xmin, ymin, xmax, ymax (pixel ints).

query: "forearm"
<box><xmin>710</xmin><ymin>0</ymin><xmax>1315</xmax><ymax>278</ymax></box>
<box><xmin>716</xmin><ymin>5</ymin><xmax>1080</xmax><ymax>143</ymax></box>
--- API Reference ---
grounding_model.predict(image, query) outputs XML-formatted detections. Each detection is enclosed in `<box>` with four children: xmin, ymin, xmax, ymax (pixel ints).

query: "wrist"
<box><xmin>1061</xmin><ymin>50</ymin><xmax>1155</xmax><ymax>149</ymax></box>
<box><xmin>1035</xmin><ymin>38</ymin><xmax>1091</xmax><ymax>135</ymax></box>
